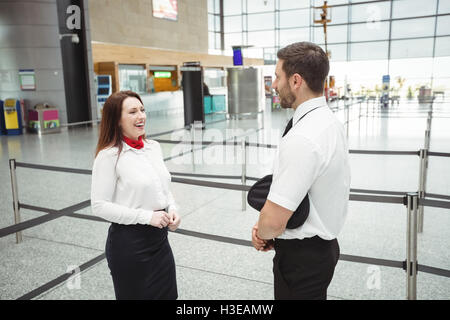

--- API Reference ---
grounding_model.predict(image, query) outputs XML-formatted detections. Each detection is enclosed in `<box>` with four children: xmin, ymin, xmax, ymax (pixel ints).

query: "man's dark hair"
<box><xmin>277</xmin><ymin>42</ymin><xmax>329</xmax><ymax>94</ymax></box>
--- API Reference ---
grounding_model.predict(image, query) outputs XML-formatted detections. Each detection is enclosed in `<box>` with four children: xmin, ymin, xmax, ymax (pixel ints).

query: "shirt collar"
<box><xmin>292</xmin><ymin>96</ymin><xmax>327</xmax><ymax>127</ymax></box>
<box><xmin>121</xmin><ymin>140</ymin><xmax>152</xmax><ymax>153</ymax></box>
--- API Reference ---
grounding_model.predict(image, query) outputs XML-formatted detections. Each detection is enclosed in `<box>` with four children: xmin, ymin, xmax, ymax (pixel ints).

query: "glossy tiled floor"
<box><xmin>0</xmin><ymin>97</ymin><xmax>449</xmax><ymax>300</ymax></box>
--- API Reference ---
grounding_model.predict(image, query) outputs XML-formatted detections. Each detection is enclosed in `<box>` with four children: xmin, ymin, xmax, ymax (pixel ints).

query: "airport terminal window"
<box><xmin>208</xmin><ymin>14</ymin><xmax>215</xmax><ymax>31</ymax></box>
<box><xmin>224</xmin><ymin>16</ymin><xmax>242</xmax><ymax>33</ymax></box>
<box><xmin>248</xmin><ymin>30</ymin><xmax>275</xmax><ymax>48</ymax></box>
<box><xmin>435</xmin><ymin>37</ymin><xmax>450</xmax><ymax>57</ymax></box>
<box><xmin>392</xmin><ymin>0</ymin><xmax>437</xmax><ymax>19</ymax></box>
<box><xmin>350</xmin><ymin>21</ymin><xmax>389</xmax><ymax>42</ymax></box>
<box><xmin>313</xmin><ymin>0</ymin><xmax>348</xmax><ymax>6</ymax></box>
<box><xmin>390</xmin><ymin>38</ymin><xmax>434</xmax><ymax>59</ymax></box>
<box><xmin>436</xmin><ymin>16</ymin><xmax>450</xmax><ymax>36</ymax></box>
<box><xmin>248</xmin><ymin>12</ymin><xmax>275</xmax><ymax>31</ymax></box>
<box><xmin>350</xmin><ymin>41</ymin><xmax>389</xmax><ymax>60</ymax></box>
<box><xmin>207</xmin><ymin>0</ymin><xmax>220</xmax><ymax>14</ymax></box>
<box><xmin>314</xmin><ymin>25</ymin><xmax>348</xmax><ymax>44</ymax></box>
<box><xmin>326</xmin><ymin>5</ymin><xmax>349</xmax><ymax>25</ymax></box>
<box><xmin>225</xmin><ymin>32</ymin><xmax>243</xmax><ymax>48</ymax></box>
<box><xmin>118</xmin><ymin>65</ymin><xmax>147</xmax><ymax>94</ymax></box>
<box><xmin>391</xmin><ymin>17</ymin><xmax>435</xmax><ymax>39</ymax></box>
<box><xmin>208</xmin><ymin>0</ymin><xmax>450</xmax><ymax>65</ymax></box>
<box><xmin>322</xmin><ymin>43</ymin><xmax>347</xmax><ymax>61</ymax></box>
<box><xmin>350</xmin><ymin>2</ymin><xmax>391</xmax><ymax>24</ymax></box>
<box><xmin>438</xmin><ymin>0</ymin><xmax>450</xmax><ymax>14</ymax></box>
<box><xmin>223</xmin><ymin>0</ymin><xmax>242</xmax><ymax>16</ymax></box>
<box><xmin>247</xmin><ymin>0</ymin><xmax>275</xmax><ymax>13</ymax></box>
<box><xmin>279</xmin><ymin>9</ymin><xmax>310</xmax><ymax>28</ymax></box>
<box><xmin>279</xmin><ymin>28</ymin><xmax>310</xmax><ymax>47</ymax></box>
<box><xmin>279</xmin><ymin>0</ymin><xmax>310</xmax><ymax>10</ymax></box>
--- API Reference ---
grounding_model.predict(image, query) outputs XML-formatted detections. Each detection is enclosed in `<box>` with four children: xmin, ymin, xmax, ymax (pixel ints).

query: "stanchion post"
<box><xmin>9</xmin><ymin>159</ymin><xmax>22</xmax><ymax>244</ymax></box>
<box><xmin>190</xmin><ymin>124</ymin><xmax>195</xmax><ymax>170</ymax></box>
<box><xmin>241</xmin><ymin>137</ymin><xmax>247</xmax><ymax>211</ymax></box>
<box><xmin>346</xmin><ymin>100</ymin><xmax>350</xmax><ymax>138</ymax></box>
<box><xmin>406</xmin><ymin>193</ymin><xmax>418</xmax><ymax>300</ymax></box>
<box><xmin>417</xmin><ymin>149</ymin><xmax>427</xmax><ymax>233</ymax></box>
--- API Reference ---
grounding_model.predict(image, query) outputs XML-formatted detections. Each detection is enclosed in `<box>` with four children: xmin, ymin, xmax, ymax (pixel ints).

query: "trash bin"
<box><xmin>181</xmin><ymin>62</ymin><xmax>204</xmax><ymax>127</ymax></box>
<box><xmin>227</xmin><ymin>67</ymin><xmax>263</xmax><ymax>118</ymax></box>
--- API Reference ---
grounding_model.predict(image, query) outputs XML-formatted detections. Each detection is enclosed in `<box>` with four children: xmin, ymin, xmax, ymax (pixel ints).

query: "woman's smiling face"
<box><xmin>119</xmin><ymin>96</ymin><xmax>146</xmax><ymax>140</ymax></box>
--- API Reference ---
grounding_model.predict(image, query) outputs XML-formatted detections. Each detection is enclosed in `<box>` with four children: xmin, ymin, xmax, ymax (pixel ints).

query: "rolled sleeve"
<box><xmin>267</xmin><ymin>134</ymin><xmax>323</xmax><ymax>211</ymax></box>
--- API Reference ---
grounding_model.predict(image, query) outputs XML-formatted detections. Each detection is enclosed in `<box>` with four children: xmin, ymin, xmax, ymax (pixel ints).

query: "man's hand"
<box><xmin>252</xmin><ymin>224</ymin><xmax>274</xmax><ymax>252</ymax></box>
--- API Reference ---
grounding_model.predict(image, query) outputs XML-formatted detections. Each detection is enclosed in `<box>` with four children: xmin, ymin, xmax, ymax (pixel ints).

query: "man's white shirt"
<box><xmin>267</xmin><ymin>96</ymin><xmax>351</xmax><ymax>240</ymax></box>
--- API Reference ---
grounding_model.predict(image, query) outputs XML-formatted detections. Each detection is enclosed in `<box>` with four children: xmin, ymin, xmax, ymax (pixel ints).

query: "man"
<box><xmin>251</xmin><ymin>42</ymin><xmax>350</xmax><ymax>300</ymax></box>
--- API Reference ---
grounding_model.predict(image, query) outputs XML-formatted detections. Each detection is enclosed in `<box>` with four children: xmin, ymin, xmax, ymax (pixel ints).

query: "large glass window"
<box><xmin>248</xmin><ymin>12</ymin><xmax>275</xmax><ymax>31</ymax></box>
<box><xmin>248</xmin><ymin>30</ymin><xmax>275</xmax><ymax>47</ymax></box>
<box><xmin>314</xmin><ymin>25</ymin><xmax>348</xmax><ymax>44</ymax></box>
<box><xmin>350</xmin><ymin>2</ymin><xmax>391</xmax><ymax>23</ymax></box>
<box><xmin>391</xmin><ymin>17</ymin><xmax>435</xmax><ymax>39</ymax></box>
<box><xmin>223</xmin><ymin>0</ymin><xmax>242</xmax><ymax>16</ymax></box>
<box><xmin>436</xmin><ymin>16</ymin><xmax>450</xmax><ymax>36</ymax></box>
<box><xmin>392</xmin><ymin>0</ymin><xmax>437</xmax><ymax>19</ymax></box>
<box><xmin>224</xmin><ymin>16</ymin><xmax>242</xmax><ymax>33</ymax></box>
<box><xmin>439</xmin><ymin>0</ymin><xmax>450</xmax><ymax>14</ymax></box>
<box><xmin>224</xmin><ymin>33</ymin><xmax>243</xmax><ymax>48</ymax></box>
<box><xmin>313</xmin><ymin>0</ymin><xmax>348</xmax><ymax>5</ymax></box>
<box><xmin>280</xmin><ymin>28</ymin><xmax>310</xmax><ymax>47</ymax></box>
<box><xmin>209</xmin><ymin>0</ymin><xmax>450</xmax><ymax>62</ymax></box>
<box><xmin>327</xmin><ymin>5</ymin><xmax>348</xmax><ymax>25</ymax></box>
<box><xmin>350</xmin><ymin>21</ymin><xmax>389</xmax><ymax>42</ymax></box>
<box><xmin>435</xmin><ymin>36</ymin><xmax>450</xmax><ymax>57</ymax></box>
<box><xmin>390</xmin><ymin>38</ymin><xmax>434</xmax><ymax>59</ymax></box>
<box><xmin>279</xmin><ymin>0</ymin><xmax>309</xmax><ymax>10</ymax></box>
<box><xmin>350</xmin><ymin>41</ymin><xmax>389</xmax><ymax>60</ymax></box>
<box><xmin>279</xmin><ymin>9</ymin><xmax>309</xmax><ymax>28</ymax></box>
<box><xmin>247</xmin><ymin>0</ymin><xmax>275</xmax><ymax>13</ymax></box>
<box><xmin>323</xmin><ymin>43</ymin><xmax>347</xmax><ymax>61</ymax></box>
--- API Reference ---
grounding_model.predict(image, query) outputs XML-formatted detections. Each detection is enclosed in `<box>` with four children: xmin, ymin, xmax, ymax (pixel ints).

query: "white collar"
<box><xmin>121</xmin><ymin>140</ymin><xmax>152</xmax><ymax>153</ymax></box>
<box><xmin>292</xmin><ymin>96</ymin><xmax>327</xmax><ymax>127</ymax></box>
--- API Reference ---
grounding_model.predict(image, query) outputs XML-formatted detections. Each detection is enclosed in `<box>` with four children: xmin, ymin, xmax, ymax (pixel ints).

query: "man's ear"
<box><xmin>291</xmin><ymin>73</ymin><xmax>302</xmax><ymax>90</ymax></box>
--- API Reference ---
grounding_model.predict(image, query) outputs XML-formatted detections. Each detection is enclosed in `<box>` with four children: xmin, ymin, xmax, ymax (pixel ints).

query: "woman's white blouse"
<box><xmin>91</xmin><ymin>140</ymin><xmax>178</xmax><ymax>225</ymax></box>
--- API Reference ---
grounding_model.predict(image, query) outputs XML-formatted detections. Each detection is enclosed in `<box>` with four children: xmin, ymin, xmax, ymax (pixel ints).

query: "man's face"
<box><xmin>272</xmin><ymin>60</ymin><xmax>296</xmax><ymax>109</ymax></box>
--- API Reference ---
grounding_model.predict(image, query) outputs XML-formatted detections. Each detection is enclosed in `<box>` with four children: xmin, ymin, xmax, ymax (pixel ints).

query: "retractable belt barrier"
<box><xmin>5</xmin><ymin>114</ymin><xmax>450</xmax><ymax>299</ymax></box>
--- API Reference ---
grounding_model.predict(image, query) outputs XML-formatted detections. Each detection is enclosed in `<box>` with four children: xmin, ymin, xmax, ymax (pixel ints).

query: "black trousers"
<box><xmin>105</xmin><ymin>223</ymin><xmax>178</xmax><ymax>300</ymax></box>
<box><xmin>273</xmin><ymin>236</ymin><xmax>340</xmax><ymax>300</ymax></box>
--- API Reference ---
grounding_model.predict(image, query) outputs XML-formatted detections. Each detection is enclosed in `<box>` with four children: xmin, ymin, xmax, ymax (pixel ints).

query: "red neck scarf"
<box><xmin>123</xmin><ymin>135</ymin><xmax>144</xmax><ymax>149</ymax></box>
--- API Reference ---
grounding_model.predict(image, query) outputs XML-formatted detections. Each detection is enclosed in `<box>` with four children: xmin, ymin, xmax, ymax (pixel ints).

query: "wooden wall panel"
<box><xmin>92</xmin><ymin>42</ymin><xmax>264</xmax><ymax>70</ymax></box>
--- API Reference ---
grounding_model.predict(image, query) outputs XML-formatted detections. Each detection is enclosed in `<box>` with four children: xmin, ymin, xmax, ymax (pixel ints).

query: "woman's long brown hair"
<box><xmin>95</xmin><ymin>90</ymin><xmax>145</xmax><ymax>158</ymax></box>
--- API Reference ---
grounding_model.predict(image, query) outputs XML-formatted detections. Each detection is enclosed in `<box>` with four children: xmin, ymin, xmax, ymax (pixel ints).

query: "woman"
<box><xmin>91</xmin><ymin>90</ymin><xmax>181</xmax><ymax>300</ymax></box>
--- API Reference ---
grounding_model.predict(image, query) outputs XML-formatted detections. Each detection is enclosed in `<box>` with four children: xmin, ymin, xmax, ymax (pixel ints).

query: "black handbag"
<box><xmin>247</xmin><ymin>174</ymin><xmax>309</xmax><ymax>229</ymax></box>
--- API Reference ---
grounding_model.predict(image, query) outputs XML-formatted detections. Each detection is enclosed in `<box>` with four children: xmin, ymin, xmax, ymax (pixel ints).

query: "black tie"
<box><xmin>282</xmin><ymin>118</ymin><xmax>293</xmax><ymax>137</ymax></box>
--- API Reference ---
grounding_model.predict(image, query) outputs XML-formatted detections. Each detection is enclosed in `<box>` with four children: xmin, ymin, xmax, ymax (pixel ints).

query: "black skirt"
<box><xmin>105</xmin><ymin>223</ymin><xmax>177</xmax><ymax>300</ymax></box>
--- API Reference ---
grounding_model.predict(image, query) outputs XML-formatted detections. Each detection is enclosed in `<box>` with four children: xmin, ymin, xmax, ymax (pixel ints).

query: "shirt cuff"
<box><xmin>136</xmin><ymin>209</ymin><xmax>154</xmax><ymax>225</ymax></box>
<box><xmin>168</xmin><ymin>204</ymin><xmax>178</xmax><ymax>213</ymax></box>
<box><xmin>267</xmin><ymin>191</ymin><xmax>298</xmax><ymax>212</ymax></box>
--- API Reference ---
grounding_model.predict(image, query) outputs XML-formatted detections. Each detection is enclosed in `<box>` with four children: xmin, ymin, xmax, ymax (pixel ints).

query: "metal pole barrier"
<box><xmin>417</xmin><ymin>149</ymin><xmax>426</xmax><ymax>233</ymax></box>
<box><xmin>9</xmin><ymin>159</ymin><xmax>22</xmax><ymax>244</ymax></box>
<box><xmin>190</xmin><ymin>123</ymin><xmax>195</xmax><ymax>171</ymax></box>
<box><xmin>241</xmin><ymin>137</ymin><xmax>247</xmax><ymax>211</ymax></box>
<box><xmin>406</xmin><ymin>193</ymin><xmax>418</xmax><ymax>300</ymax></box>
<box><xmin>346</xmin><ymin>100</ymin><xmax>350</xmax><ymax>138</ymax></box>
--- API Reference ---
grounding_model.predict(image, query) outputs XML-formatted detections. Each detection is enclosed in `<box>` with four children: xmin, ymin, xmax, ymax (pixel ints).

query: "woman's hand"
<box><xmin>150</xmin><ymin>210</ymin><xmax>170</xmax><ymax>229</ymax></box>
<box><xmin>168</xmin><ymin>211</ymin><xmax>181</xmax><ymax>231</ymax></box>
